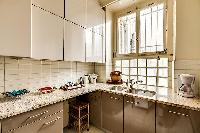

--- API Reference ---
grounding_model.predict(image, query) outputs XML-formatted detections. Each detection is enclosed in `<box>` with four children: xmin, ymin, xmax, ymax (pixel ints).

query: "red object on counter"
<box><xmin>39</xmin><ymin>87</ymin><xmax>54</xmax><ymax>93</ymax></box>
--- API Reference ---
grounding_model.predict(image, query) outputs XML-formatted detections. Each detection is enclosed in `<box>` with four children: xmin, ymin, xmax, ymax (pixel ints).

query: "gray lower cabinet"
<box><xmin>102</xmin><ymin>92</ymin><xmax>123</xmax><ymax>133</ymax></box>
<box><xmin>124</xmin><ymin>96</ymin><xmax>155</xmax><ymax>133</ymax></box>
<box><xmin>87</xmin><ymin>91</ymin><xmax>102</xmax><ymax>129</ymax></box>
<box><xmin>1</xmin><ymin>102</ymin><xmax>63</xmax><ymax>133</ymax></box>
<box><xmin>156</xmin><ymin>103</ymin><xmax>200</xmax><ymax>133</ymax></box>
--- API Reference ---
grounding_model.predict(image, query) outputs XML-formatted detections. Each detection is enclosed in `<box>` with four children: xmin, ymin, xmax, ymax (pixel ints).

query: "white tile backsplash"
<box><xmin>0</xmin><ymin>57</ymin><xmax>95</xmax><ymax>93</ymax></box>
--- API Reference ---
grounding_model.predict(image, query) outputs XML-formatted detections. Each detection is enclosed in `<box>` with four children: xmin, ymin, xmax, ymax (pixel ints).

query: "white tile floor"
<box><xmin>63</xmin><ymin>126</ymin><xmax>104</xmax><ymax>133</ymax></box>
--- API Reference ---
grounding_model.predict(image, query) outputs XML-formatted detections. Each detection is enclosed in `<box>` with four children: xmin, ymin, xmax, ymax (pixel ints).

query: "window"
<box><xmin>115</xmin><ymin>2</ymin><xmax>170</xmax><ymax>87</ymax></box>
<box><xmin>118</xmin><ymin>13</ymin><xmax>136</xmax><ymax>54</ymax></box>
<box><xmin>140</xmin><ymin>4</ymin><xmax>164</xmax><ymax>53</ymax></box>
<box><xmin>117</xmin><ymin>3</ymin><xmax>165</xmax><ymax>55</ymax></box>
<box><xmin>115</xmin><ymin>58</ymin><xmax>168</xmax><ymax>87</ymax></box>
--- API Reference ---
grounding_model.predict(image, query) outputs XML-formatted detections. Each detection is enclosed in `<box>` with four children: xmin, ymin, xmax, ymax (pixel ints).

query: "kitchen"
<box><xmin>0</xmin><ymin>0</ymin><xmax>200</xmax><ymax>133</ymax></box>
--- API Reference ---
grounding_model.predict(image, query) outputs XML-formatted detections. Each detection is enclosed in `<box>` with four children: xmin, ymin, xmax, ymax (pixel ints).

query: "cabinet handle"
<box><xmin>28</xmin><ymin>110</ymin><xmax>48</xmax><ymax>119</ymax></box>
<box><xmin>110</xmin><ymin>96</ymin><xmax>113</xmax><ymax>99</ymax></box>
<box><xmin>44</xmin><ymin>117</ymin><xmax>61</xmax><ymax>126</ymax></box>
<box><xmin>23</xmin><ymin>110</ymin><xmax>48</xmax><ymax>124</ymax></box>
<box><xmin>126</xmin><ymin>101</ymin><xmax>130</xmax><ymax>103</ymax></box>
<box><xmin>168</xmin><ymin>110</ymin><xmax>189</xmax><ymax>117</ymax></box>
<box><xmin>114</xmin><ymin>97</ymin><xmax>118</xmax><ymax>100</ymax></box>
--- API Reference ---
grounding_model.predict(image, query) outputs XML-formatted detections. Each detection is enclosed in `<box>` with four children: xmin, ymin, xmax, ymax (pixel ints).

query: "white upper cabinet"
<box><xmin>86</xmin><ymin>0</ymin><xmax>105</xmax><ymax>63</ymax></box>
<box><xmin>64</xmin><ymin>0</ymin><xmax>87</xmax><ymax>62</ymax></box>
<box><xmin>0</xmin><ymin>0</ymin><xmax>31</xmax><ymax>57</ymax></box>
<box><xmin>32</xmin><ymin>0</ymin><xmax>64</xmax><ymax>17</ymax></box>
<box><xmin>31</xmin><ymin>6</ymin><xmax>64</xmax><ymax>60</ymax></box>
<box><xmin>64</xmin><ymin>22</ymin><xmax>86</xmax><ymax>62</ymax></box>
<box><xmin>65</xmin><ymin>0</ymin><xmax>87</xmax><ymax>26</ymax></box>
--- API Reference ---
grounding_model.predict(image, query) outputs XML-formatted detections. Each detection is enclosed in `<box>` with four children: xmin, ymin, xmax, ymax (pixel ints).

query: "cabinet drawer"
<box><xmin>2</xmin><ymin>102</ymin><xmax>63</xmax><ymax>133</ymax></box>
<box><xmin>5</xmin><ymin>111</ymin><xmax>63</xmax><ymax>133</ymax></box>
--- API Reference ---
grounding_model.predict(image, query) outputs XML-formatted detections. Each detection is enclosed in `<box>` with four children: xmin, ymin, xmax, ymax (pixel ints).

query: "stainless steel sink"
<box><xmin>110</xmin><ymin>86</ymin><xmax>128</xmax><ymax>91</ymax></box>
<box><xmin>124</xmin><ymin>89</ymin><xmax>156</xmax><ymax>97</ymax></box>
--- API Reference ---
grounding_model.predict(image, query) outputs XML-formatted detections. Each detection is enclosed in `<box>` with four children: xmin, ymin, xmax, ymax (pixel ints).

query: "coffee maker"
<box><xmin>178</xmin><ymin>74</ymin><xmax>196</xmax><ymax>98</ymax></box>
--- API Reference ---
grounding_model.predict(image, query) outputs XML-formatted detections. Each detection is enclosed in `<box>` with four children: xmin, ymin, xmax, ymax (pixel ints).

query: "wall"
<box><xmin>173</xmin><ymin>0</ymin><xmax>200</xmax><ymax>95</ymax></box>
<box><xmin>95</xmin><ymin>9</ymin><xmax>113</xmax><ymax>82</ymax></box>
<box><xmin>0</xmin><ymin>57</ymin><xmax>94</xmax><ymax>93</ymax></box>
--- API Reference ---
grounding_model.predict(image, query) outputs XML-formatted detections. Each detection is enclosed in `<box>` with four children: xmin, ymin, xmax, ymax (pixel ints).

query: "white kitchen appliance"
<box><xmin>89</xmin><ymin>74</ymin><xmax>98</xmax><ymax>84</ymax></box>
<box><xmin>178</xmin><ymin>74</ymin><xmax>196</xmax><ymax>98</ymax></box>
<box><xmin>83</xmin><ymin>75</ymin><xmax>89</xmax><ymax>85</ymax></box>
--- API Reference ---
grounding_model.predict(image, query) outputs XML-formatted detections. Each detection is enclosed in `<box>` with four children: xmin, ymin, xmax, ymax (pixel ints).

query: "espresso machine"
<box><xmin>178</xmin><ymin>74</ymin><xmax>196</xmax><ymax>98</ymax></box>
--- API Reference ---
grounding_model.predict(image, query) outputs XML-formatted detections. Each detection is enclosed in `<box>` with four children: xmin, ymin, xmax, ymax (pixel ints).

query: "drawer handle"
<box><xmin>44</xmin><ymin>117</ymin><xmax>61</xmax><ymax>126</ymax></box>
<box><xmin>168</xmin><ymin>110</ymin><xmax>189</xmax><ymax>117</ymax></box>
<box><xmin>29</xmin><ymin>110</ymin><xmax>49</xmax><ymax>119</ymax></box>
<box><xmin>110</xmin><ymin>96</ymin><xmax>113</xmax><ymax>99</ymax></box>
<box><xmin>126</xmin><ymin>101</ymin><xmax>130</xmax><ymax>103</ymax></box>
<box><xmin>114</xmin><ymin>97</ymin><xmax>118</xmax><ymax>100</ymax></box>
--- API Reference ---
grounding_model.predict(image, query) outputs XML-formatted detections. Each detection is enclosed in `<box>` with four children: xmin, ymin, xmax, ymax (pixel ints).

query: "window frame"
<box><xmin>114</xmin><ymin>0</ymin><xmax>168</xmax><ymax>58</ymax></box>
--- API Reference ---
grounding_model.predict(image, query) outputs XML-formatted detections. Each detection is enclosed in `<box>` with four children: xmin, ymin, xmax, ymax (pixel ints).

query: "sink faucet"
<box><xmin>129</xmin><ymin>80</ymin><xmax>143</xmax><ymax>89</ymax></box>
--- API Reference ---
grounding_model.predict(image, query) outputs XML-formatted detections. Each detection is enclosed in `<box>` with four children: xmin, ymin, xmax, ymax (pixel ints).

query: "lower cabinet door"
<box><xmin>156</xmin><ymin>103</ymin><xmax>200</xmax><ymax>133</ymax></box>
<box><xmin>12</xmin><ymin>115</ymin><xmax>63</xmax><ymax>133</ymax></box>
<box><xmin>124</xmin><ymin>97</ymin><xmax>155</xmax><ymax>133</ymax></box>
<box><xmin>102</xmin><ymin>92</ymin><xmax>123</xmax><ymax>133</ymax></box>
<box><xmin>88</xmin><ymin>91</ymin><xmax>102</xmax><ymax>129</ymax></box>
<box><xmin>38</xmin><ymin>115</ymin><xmax>63</xmax><ymax>133</ymax></box>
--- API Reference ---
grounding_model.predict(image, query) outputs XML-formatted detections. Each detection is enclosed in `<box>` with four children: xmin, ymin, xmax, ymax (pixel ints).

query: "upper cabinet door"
<box><xmin>64</xmin><ymin>22</ymin><xmax>86</xmax><ymax>62</ymax></box>
<box><xmin>65</xmin><ymin>0</ymin><xmax>87</xmax><ymax>26</ymax></box>
<box><xmin>32</xmin><ymin>0</ymin><xmax>64</xmax><ymax>17</ymax></box>
<box><xmin>64</xmin><ymin>0</ymin><xmax>87</xmax><ymax>62</ymax></box>
<box><xmin>86</xmin><ymin>0</ymin><xmax>105</xmax><ymax>63</ymax></box>
<box><xmin>0</xmin><ymin>0</ymin><xmax>31</xmax><ymax>57</ymax></box>
<box><xmin>31</xmin><ymin>6</ymin><xmax>64</xmax><ymax>60</ymax></box>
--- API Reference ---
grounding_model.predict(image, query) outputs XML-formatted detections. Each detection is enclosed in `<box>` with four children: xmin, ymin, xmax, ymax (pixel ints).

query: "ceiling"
<box><xmin>98</xmin><ymin>0</ymin><xmax>145</xmax><ymax>12</ymax></box>
<box><xmin>99</xmin><ymin>0</ymin><xmax>136</xmax><ymax>12</ymax></box>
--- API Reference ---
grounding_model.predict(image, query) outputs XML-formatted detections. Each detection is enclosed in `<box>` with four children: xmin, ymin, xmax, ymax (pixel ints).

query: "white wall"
<box><xmin>175</xmin><ymin>0</ymin><xmax>200</xmax><ymax>60</ymax></box>
<box><xmin>173</xmin><ymin>0</ymin><xmax>200</xmax><ymax>95</ymax></box>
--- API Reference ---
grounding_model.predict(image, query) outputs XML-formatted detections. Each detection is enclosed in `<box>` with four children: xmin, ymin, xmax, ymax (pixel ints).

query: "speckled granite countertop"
<box><xmin>0</xmin><ymin>83</ymin><xmax>200</xmax><ymax>120</ymax></box>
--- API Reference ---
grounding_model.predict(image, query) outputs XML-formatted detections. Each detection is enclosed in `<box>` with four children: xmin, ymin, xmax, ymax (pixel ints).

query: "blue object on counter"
<box><xmin>3</xmin><ymin>89</ymin><xmax>30</xmax><ymax>97</ymax></box>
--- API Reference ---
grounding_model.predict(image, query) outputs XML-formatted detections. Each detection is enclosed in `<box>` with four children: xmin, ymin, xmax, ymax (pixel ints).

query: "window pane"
<box><xmin>158</xmin><ymin>78</ymin><xmax>168</xmax><ymax>87</ymax></box>
<box><xmin>130</xmin><ymin>59</ymin><xmax>137</xmax><ymax>67</ymax></box>
<box><xmin>147</xmin><ymin>59</ymin><xmax>157</xmax><ymax>67</ymax></box>
<box><xmin>122</xmin><ymin>68</ymin><xmax>129</xmax><ymax>75</ymax></box>
<box><xmin>130</xmin><ymin>68</ymin><xmax>137</xmax><ymax>75</ymax></box>
<box><xmin>158</xmin><ymin>58</ymin><xmax>168</xmax><ymax>67</ymax></box>
<box><xmin>122</xmin><ymin>75</ymin><xmax>129</xmax><ymax>82</ymax></box>
<box><xmin>158</xmin><ymin>68</ymin><xmax>168</xmax><ymax>77</ymax></box>
<box><xmin>147</xmin><ymin>68</ymin><xmax>157</xmax><ymax>76</ymax></box>
<box><xmin>138</xmin><ymin>68</ymin><xmax>146</xmax><ymax>76</ymax></box>
<box><xmin>118</xmin><ymin>13</ymin><xmax>136</xmax><ymax>54</ymax></box>
<box><xmin>130</xmin><ymin>76</ymin><xmax>137</xmax><ymax>81</ymax></box>
<box><xmin>139</xmin><ymin>4</ymin><xmax>164</xmax><ymax>53</ymax></box>
<box><xmin>115</xmin><ymin>60</ymin><xmax>121</xmax><ymax>67</ymax></box>
<box><xmin>122</xmin><ymin>60</ymin><xmax>129</xmax><ymax>67</ymax></box>
<box><xmin>147</xmin><ymin>77</ymin><xmax>156</xmax><ymax>86</ymax></box>
<box><xmin>138</xmin><ymin>59</ymin><xmax>146</xmax><ymax>67</ymax></box>
<box><xmin>115</xmin><ymin>67</ymin><xmax>121</xmax><ymax>71</ymax></box>
<box><xmin>138</xmin><ymin>76</ymin><xmax>146</xmax><ymax>84</ymax></box>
